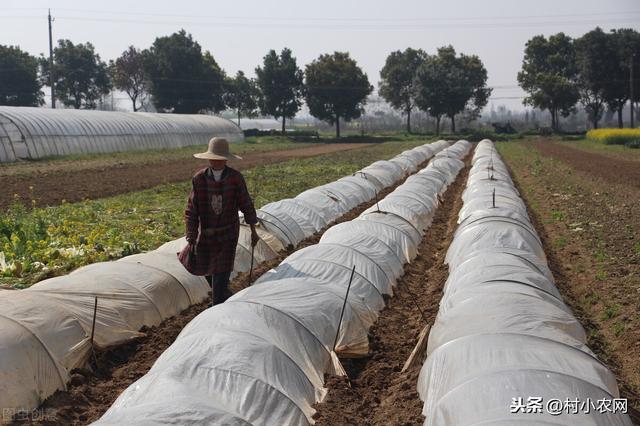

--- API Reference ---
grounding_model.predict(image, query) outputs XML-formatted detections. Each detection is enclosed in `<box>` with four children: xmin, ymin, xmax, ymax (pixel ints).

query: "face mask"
<box><xmin>212</xmin><ymin>168</ymin><xmax>224</xmax><ymax>182</ymax></box>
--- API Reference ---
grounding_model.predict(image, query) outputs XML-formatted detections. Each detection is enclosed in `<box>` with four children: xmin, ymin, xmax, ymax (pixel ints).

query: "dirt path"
<box><xmin>14</xmin><ymin>154</ymin><xmax>432</xmax><ymax>426</ymax></box>
<box><xmin>312</xmin><ymin>157</ymin><xmax>470</xmax><ymax>426</ymax></box>
<box><xmin>531</xmin><ymin>140</ymin><xmax>640</xmax><ymax>189</ymax></box>
<box><xmin>0</xmin><ymin>143</ymin><xmax>371</xmax><ymax>211</ymax></box>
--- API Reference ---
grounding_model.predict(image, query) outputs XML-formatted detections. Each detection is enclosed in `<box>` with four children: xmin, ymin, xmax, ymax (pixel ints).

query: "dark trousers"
<box><xmin>206</xmin><ymin>271</ymin><xmax>232</xmax><ymax>306</ymax></box>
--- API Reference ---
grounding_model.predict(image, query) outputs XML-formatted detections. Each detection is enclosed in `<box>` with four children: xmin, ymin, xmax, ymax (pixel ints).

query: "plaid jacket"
<box><xmin>178</xmin><ymin>166</ymin><xmax>258</xmax><ymax>275</ymax></box>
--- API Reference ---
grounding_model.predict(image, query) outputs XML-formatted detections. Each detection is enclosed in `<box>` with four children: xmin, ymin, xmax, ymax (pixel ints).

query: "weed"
<box><xmin>550</xmin><ymin>210</ymin><xmax>566</xmax><ymax>222</ymax></box>
<box><xmin>593</xmin><ymin>250</ymin><xmax>607</xmax><ymax>262</ymax></box>
<box><xmin>532</xmin><ymin>156</ymin><xmax>544</xmax><ymax>176</ymax></box>
<box><xmin>612</xmin><ymin>322</ymin><xmax>625</xmax><ymax>337</ymax></box>
<box><xmin>595</xmin><ymin>270</ymin><xmax>608</xmax><ymax>281</ymax></box>
<box><xmin>553</xmin><ymin>236</ymin><xmax>568</xmax><ymax>248</ymax></box>
<box><xmin>583</xmin><ymin>291</ymin><xmax>600</xmax><ymax>305</ymax></box>
<box><xmin>602</xmin><ymin>304</ymin><xmax>621</xmax><ymax>320</ymax></box>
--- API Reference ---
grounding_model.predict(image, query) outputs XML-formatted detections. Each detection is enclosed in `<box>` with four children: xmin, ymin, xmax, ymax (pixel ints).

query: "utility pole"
<box><xmin>48</xmin><ymin>9</ymin><xmax>56</xmax><ymax>108</ymax></box>
<box><xmin>631</xmin><ymin>53</ymin><xmax>635</xmax><ymax>128</ymax></box>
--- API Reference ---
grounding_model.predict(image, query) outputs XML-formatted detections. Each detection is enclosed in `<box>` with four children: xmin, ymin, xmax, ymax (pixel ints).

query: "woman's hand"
<box><xmin>250</xmin><ymin>224</ymin><xmax>260</xmax><ymax>247</ymax></box>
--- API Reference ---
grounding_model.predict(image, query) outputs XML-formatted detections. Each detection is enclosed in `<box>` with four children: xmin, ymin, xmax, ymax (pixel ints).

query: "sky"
<box><xmin>1</xmin><ymin>0</ymin><xmax>639</xmax><ymax>112</ymax></box>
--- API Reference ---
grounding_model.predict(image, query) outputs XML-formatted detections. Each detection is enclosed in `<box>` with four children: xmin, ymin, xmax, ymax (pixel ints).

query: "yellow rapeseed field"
<box><xmin>587</xmin><ymin>128</ymin><xmax>640</xmax><ymax>147</ymax></box>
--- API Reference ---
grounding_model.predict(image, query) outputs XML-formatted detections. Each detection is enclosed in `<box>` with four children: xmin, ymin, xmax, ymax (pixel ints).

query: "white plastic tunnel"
<box><xmin>0</xmin><ymin>249</ymin><xmax>211</xmax><ymax>414</ymax></box>
<box><xmin>418</xmin><ymin>140</ymin><xmax>632</xmax><ymax>426</ymax></box>
<box><xmin>0</xmin><ymin>140</ymin><xmax>448</xmax><ymax>417</ymax></box>
<box><xmin>96</xmin><ymin>140</ymin><xmax>471</xmax><ymax>425</ymax></box>
<box><xmin>249</xmin><ymin>142</ymin><xmax>451</xmax><ymax>248</ymax></box>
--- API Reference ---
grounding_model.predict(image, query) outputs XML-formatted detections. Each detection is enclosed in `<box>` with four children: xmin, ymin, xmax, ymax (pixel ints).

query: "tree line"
<box><xmin>0</xmin><ymin>29</ymin><xmax>494</xmax><ymax>137</ymax></box>
<box><xmin>518</xmin><ymin>27</ymin><xmax>640</xmax><ymax>130</ymax></box>
<box><xmin>3</xmin><ymin>27</ymin><xmax>639</xmax><ymax>136</ymax></box>
<box><xmin>0</xmin><ymin>30</ymin><xmax>372</xmax><ymax>137</ymax></box>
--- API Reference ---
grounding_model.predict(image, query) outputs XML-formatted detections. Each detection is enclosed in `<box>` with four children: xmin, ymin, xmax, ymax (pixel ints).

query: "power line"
<box><xmin>1</xmin><ymin>11</ymin><xmax>639</xmax><ymax>31</ymax></box>
<box><xmin>47</xmin><ymin>15</ymin><xmax>640</xmax><ymax>31</ymax></box>
<box><xmin>2</xmin><ymin>7</ymin><xmax>639</xmax><ymax>23</ymax></box>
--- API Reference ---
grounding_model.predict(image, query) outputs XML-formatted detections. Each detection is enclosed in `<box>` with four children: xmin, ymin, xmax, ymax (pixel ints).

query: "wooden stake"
<box><xmin>401</xmin><ymin>325</ymin><xmax>431</xmax><ymax>373</ymax></box>
<box><xmin>248</xmin><ymin>243</ymin><xmax>255</xmax><ymax>283</ymax></box>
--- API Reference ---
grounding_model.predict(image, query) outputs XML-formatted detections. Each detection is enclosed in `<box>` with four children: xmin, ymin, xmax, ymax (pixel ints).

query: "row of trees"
<box><xmin>4</xmin><ymin>27</ymin><xmax>639</xmax><ymax>135</ymax></box>
<box><xmin>0</xmin><ymin>30</ymin><xmax>374</xmax><ymax>137</ymax></box>
<box><xmin>0</xmin><ymin>30</ymin><xmax>494</xmax><ymax>136</ymax></box>
<box><xmin>518</xmin><ymin>27</ymin><xmax>640</xmax><ymax>130</ymax></box>
<box><xmin>379</xmin><ymin>47</ymin><xmax>491</xmax><ymax>134</ymax></box>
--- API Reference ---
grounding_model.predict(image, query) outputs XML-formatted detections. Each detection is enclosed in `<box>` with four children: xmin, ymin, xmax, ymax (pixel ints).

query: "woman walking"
<box><xmin>178</xmin><ymin>137</ymin><xmax>259</xmax><ymax>305</ymax></box>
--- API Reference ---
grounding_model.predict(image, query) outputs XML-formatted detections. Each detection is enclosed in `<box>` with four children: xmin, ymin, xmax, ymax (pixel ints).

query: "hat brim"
<box><xmin>193</xmin><ymin>152</ymin><xmax>243</xmax><ymax>160</ymax></box>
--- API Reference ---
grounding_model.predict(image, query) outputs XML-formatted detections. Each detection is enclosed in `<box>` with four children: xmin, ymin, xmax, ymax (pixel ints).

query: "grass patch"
<box><xmin>550</xmin><ymin>210</ymin><xmax>566</xmax><ymax>222</ymax></box>
<box><xmin>602</xmin><ymin>304</ymin><xmax>621</xmax><ymax>320</ymax></box>
<box><xmin>612</xmin><ymin>322</ymin><xmax>625</xmax><ymax>337</ymax></box>
<box><xmin>0</xmin><ymin>139</ymin><xmax>428</xmax><ymax>288</ymax></box>
<box><xmin>593</xmin><ymin>250</ymin><xmax>608</xmax><ymax>262</ymax></box>
<box><xmin>552</xmin><ymin>236</ymin><xmax>568</xmax><ymax>248</ymax></box>
<box><xmin>583</xmin><ymin>291</ymin><xmax>600</xmax><ymax>305</ymax></box>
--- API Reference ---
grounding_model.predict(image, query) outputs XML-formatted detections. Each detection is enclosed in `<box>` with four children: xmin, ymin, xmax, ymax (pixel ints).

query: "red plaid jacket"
<box><xmin>178</xmin><ymin>166</ymin><xmax>258</xmax><ymax>275</ymax></box>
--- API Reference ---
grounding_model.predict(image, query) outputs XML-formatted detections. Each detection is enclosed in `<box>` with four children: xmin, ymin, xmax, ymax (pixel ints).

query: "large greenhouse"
<box><xmin>0</xmin><ymin>106</ymin><xmax>244</xmax><ymax>163</ymax></box>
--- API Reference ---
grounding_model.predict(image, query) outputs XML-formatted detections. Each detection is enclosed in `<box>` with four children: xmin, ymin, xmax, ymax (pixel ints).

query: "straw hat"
<box><xmin>193</xmin><ymin>137</ymin><xmax>242</xmax><ymax>160</ymax></box>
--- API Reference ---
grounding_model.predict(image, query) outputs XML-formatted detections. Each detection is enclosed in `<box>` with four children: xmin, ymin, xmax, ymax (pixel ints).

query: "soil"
<box><xmin>312</xmin><ymin>156</ymin><xmax>471</xmax><ymax>425</ymax></box>
<box><xmin>11</xmin><ymin>154</ymin><xmax>433</xmax><ymax>426</ymax></box>
<box><xmin>503</xmin><ymin>140</ymin><xmax>640</xmax><ymax>420</ymax></box>
<box><xmin>530</xmin><ymin>140</ymin><xmax>640</xmax><ymax>189</ymax></box>
<box><xmin>0</xmin><ymin>143</ymin><xmax>370</xmax><ymax>211</ymax></box>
